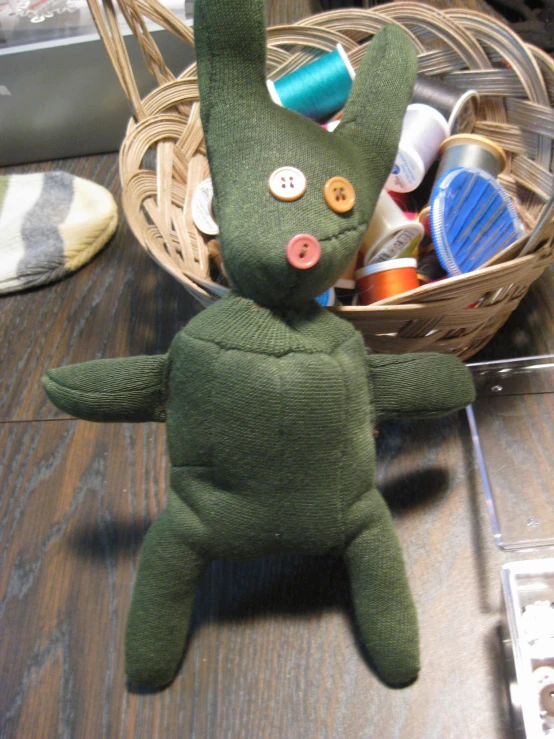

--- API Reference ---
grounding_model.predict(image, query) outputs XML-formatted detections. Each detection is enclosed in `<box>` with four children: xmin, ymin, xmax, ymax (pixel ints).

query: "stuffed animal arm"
<box><xmin>42</xmin><ymin>0</ymin><xmax>475</xmax><ymax>691</ymax></box>
<box><xmin>43</xmin><ymin>351</ymin><xmax>469</xmax><ymax>425</ymax></box>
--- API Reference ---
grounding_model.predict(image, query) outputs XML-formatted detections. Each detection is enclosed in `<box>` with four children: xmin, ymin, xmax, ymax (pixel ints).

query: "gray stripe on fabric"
<box><xmin>17</xmin><ymin>171</ymin><xmax>74</xmax><ymax>289</ymax></box>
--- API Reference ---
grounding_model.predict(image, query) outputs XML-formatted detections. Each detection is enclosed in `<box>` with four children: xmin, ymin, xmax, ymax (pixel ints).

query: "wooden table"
<box><xmin>1</xmin><ymin>4</ymin><xmax>554</xmax><ymax>735</ymax></box>
<box><xmin>1</xmin><ymin>152</ymin><xmax>553</xmax><ymax>739</ymax></box>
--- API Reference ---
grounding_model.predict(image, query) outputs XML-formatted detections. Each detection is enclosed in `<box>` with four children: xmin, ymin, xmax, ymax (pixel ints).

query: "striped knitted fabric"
<box><xmin>0</xmin><ymin>172</ymin><xmax>118</xmax><ymax>294</ymax></box>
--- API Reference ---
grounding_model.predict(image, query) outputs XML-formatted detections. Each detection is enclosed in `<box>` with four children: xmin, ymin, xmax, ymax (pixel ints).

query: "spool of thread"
<box><xmin>267</xmin><ymin>45</ymin><xmax>355</xmax><ymax>121</ymax></box>
<box><xmin>387</xmin><ymin>192</ymin><xmax>419</xmax><ymax>221</ymax></box>
<box><xmin>386</xmin><ymin>104</ymin><xmax>450</xmax><ymax>193</ymax></box>
<box><xmin>412</xmin><ymin>75</ymin><xmax>479</xmax><ymax>134</ymax></box>
<box><xmin>356</xmin><ymin>258</ymin><xmax>419</xmax><ymax>305</ymax></box>
<box><xmin>386</xmin><ymin>190</ymin><xmax>410</xmax><ymax>210</ymax></box>
<box><xmin>360</xmin><ymin>190</ymin><xmax>424</xmax><ymax>264</ymax></box>
<box><xmin>191</xmin><ymin>178</ymin><xmax>219</xmax><ymax>236</ymax></box>
<box><xmin>430</xmin><ymin>167</ymin><xmax>526</xmax><ymax>276</ymax></box>
<box><xmin>437</xmin><ymin>134</ymin><xmax>507</xmax><ymax>181</ymax></box>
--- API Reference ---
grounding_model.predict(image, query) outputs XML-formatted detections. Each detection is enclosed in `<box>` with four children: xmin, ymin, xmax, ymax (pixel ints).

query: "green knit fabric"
<box><xmin>367</xmin><ymin>353</ymin><xmax>476</xmax><ymax>422</ymax></box>
<box><xmin>42</xmin><ymin>354</ymin><xmax>168</xmax><ymax>422</ymax></box>
<box><xmin>194</xmin><ymin>0</ymin><xmax>418</xmax><ymax>308</ymax></box>
<box><xmin>42</xmin><ymin>0</ymin><xmax>476</xmax><ymax>692</ymax></box>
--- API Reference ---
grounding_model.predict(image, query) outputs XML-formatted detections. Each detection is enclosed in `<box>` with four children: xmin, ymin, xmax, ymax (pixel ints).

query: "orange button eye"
<box><xmin>323</xmin><ymin>176</ymin><xmax>355</xmax><ymax>213</ymax></box>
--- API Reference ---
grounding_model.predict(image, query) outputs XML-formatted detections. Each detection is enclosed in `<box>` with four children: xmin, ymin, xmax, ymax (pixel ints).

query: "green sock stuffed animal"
<box><xmin>42</xmin><ymin>0</ymin><xmax>475</xmax><ymax>690</ymax></box>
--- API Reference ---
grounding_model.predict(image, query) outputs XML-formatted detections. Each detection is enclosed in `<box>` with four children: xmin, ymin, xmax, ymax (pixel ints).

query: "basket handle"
<box><xmin>519</xmin><ymin>192</ymin><xmax>554</xmax><ymax>256</ymax></box>
<box><xmin>87</xmin><ymin>0</ymin><xmax>195</xmax><ymax>120</ymax></box>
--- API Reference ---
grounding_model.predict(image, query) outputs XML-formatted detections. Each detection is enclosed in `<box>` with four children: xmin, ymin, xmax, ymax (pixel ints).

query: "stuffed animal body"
<box><xmin>43</xmin><ymin>0</ymin><xmax>475</xmax><ymax>691</ymax></box>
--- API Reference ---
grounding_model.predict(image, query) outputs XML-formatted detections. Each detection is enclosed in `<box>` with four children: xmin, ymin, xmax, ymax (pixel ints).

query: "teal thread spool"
<box><xmin>267</xmin><ymin>44</ymin><xmax>355</xmax><ymax>120</ymax></box>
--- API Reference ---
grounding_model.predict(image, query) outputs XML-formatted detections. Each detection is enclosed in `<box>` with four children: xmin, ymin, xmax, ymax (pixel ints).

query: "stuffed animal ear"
<box><xmin>194</xmin><ymin>0</ymin><xmax>270</xmax><ymax>140</ymax></box>
<box><xmin>333</xmin><ymin>25</ymin><xmax>418</xmax><ymax>187</ymax></box>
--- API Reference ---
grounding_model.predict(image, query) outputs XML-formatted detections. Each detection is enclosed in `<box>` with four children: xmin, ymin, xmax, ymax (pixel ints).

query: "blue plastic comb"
<box><xmin>430</xmin><ymin>167</ymin><xmax>525</xmax><ymax>276</ymax></box>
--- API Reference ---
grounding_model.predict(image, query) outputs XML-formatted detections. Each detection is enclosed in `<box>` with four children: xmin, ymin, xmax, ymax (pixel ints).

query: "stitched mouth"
<box><xmin>225</xmin><ymin>219</ymin><xmax>369</xmax><ymax>306</ymax></box>
<box><xmin>281</xmin><ymin>220</ymin><xmax>368</xmax><ymax>303</ymax></box>
<box><xmin>317</xmin><ymin>220</ymin><xmax>368</xmax><ymax>246</ymax></box>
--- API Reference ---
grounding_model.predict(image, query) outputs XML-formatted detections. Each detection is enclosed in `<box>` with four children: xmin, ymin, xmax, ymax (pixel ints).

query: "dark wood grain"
<box><xmin>0</xmin><ymin>0</ymin><xmax>323</xmax><ymax>422</ymax></box>
<box><xmin>0</xmin><ymin>415</ymin><xmax>515</xmax><ymax>739</ymax></box>
<box><xmin>1</xmin><ymin>144</ymin><xmax>551</xmax><ymax>739</ymax></box>
<box><xmin>1</xmin><ymin>0</ymin><xmax>553</xmax><ymax>733</ymax></box>
<box><xmin>0</xmin><ymin>154</ymin><xmax>198</xmax><ymax>423</ymax></box>
<box><xmin>472</xmin><ymin>391</ymin><xmax>554</xmax><ymax>545</ymax></box>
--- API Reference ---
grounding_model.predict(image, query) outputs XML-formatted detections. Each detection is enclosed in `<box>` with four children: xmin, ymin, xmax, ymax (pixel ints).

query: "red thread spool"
<box><xmin>356</xmin><ymin>258</ymin><xmax>419</xmax><ymax>304</ymax></box>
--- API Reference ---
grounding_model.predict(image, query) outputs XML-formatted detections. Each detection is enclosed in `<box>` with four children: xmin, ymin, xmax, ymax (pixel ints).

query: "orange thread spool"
<box><xmin>356</xmin><ymin>258</ymin><xmax>419</xmax><ymax>304</ymax></box>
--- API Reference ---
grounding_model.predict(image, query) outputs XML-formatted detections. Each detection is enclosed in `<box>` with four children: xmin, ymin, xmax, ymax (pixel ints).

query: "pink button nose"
<box><xmin>286</xmin><ymin>234</ymin><xmax>321</xmax><ymax>270</ymax></box>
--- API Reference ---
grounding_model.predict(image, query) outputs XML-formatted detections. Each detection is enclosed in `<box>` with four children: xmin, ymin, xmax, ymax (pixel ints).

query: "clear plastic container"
<box><xmin>0</xmin><ymin>0</ymin><xmax>187</xmax><ymax>49</ymax></box>
<box><xmin>0</xmin><ymin>0</ymin><xmax>191</xmax><ymax>165</ymax></box>
<box><xmin>501</xmin><ymin>559</ymin><xmax>554</xmax><ymax>737</ymax></box>
<box><xmin>466</xmin><ymin>355</ymin><xmax>554</xmax><ymax>551</ymax></box>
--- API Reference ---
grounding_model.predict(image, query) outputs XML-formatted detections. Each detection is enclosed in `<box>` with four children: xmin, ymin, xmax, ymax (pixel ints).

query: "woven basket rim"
<box><xmin>87</xmin><ymin>0</ymin><xmax>554</xmax><ymax>358</ymax></box>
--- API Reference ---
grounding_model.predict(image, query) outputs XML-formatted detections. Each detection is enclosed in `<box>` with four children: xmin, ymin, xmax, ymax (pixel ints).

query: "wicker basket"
<box><xmin>88</xmin><ymin>0</ymin><xmax>554</xmax><ymax>359</ymax></box>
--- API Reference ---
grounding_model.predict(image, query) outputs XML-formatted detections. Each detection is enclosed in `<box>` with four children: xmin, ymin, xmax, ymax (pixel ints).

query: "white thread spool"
<box><xmin>386</xmin><ymin>103</ymin><xmax>450</xmax><ymax>193</ymax></box>
<box><xmin>360</xmin><ymin>190</ymin><xmax>424</xmax><ymax>265</ymax></box>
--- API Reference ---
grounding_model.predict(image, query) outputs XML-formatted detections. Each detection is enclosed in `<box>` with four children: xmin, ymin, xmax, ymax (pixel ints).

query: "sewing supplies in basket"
<box><xmin>266</xmin><ymin>44</ymin><xmax>355</xmax><ymax>120</ymax></box>
<box><xmin>356</xmin><ymin>258</ymin><xmax>419</xmax><ymax>305</ymax></box>
<box><xmin>359</xmin><ymin>190</ymin><xmax>424</xmax><ymax>264</ymax></box>
<box><xmin>385</xmin><ymin>103</ymin><xmax>450</xmax><ymax>193</ymax></box>
<box><xmin>429</xmin><ymin>167</ymin><xmax>526</xmax><ymax>276</ymax></box>
<box><xmin>267</xmin><ymin>43</ymin><xmax>479</xmax><ymax>136</ymax></box>
<box><xmin>191</xmin><ymin>49</ymin><xmax>526</xmax><ymax>306</ymax></box>
<box><xmin>436</xmin><ymin>134</ymin><xmax>507</xmax><ymax>181</ymax></box>
<box><xmin>411</xmin><ymin>75</ymin><xmax>479</xmax><ymax>135</ymax></box>
<box><xmin>193</xmin><ymin>137</ymin><xmax>526</xmax><ymax>304</ymax></box>
<box><xmin>353</xmin><ymin>131</ymin><xmax>525</xmax><ymax>299</ymax></box>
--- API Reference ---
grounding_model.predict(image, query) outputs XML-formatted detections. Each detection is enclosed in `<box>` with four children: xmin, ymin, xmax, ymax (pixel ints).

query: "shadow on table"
<box><xmin>69</xmin><ymin>454</ymin><xmax>451</xmax><ymax>691</ymax></box>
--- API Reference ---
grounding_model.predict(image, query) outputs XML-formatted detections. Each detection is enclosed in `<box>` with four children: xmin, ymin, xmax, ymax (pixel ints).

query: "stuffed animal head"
<box><xmin>194</xmin><ymin>0</ymin><xmax>417</xmax><ymax>308</ymax></box>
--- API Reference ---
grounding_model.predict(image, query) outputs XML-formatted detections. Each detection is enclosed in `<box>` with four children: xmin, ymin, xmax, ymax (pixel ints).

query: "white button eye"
<box><xmin>268</xmin><ymin>166</ymin><xmax>307</xmax><ymax>202</ymax></box>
